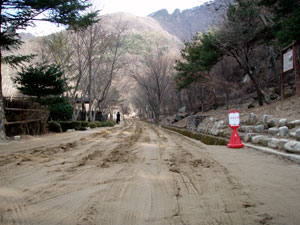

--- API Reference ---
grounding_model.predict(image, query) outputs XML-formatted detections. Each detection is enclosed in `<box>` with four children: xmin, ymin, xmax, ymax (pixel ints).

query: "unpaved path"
<box><xmin>1</xmin><ymin>119</ymin><xmax>300</xmax><ymax>225</ymax></box>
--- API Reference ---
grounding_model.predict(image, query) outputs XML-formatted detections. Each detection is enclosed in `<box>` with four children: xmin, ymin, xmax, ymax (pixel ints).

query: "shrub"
<box><xmin>48</xmin><ymin>121</ymin><xmax>62</xmax><ymax>133</ymax></box>
<box><xmin>100</xmin><ymin>120</ymin><xmax>116</xmax><ymax>127</ymax></box>
<box><xmin>57</xmin><ymin>121</ymin><xmax>82</xmax><ymax>131</ymax></box>
<box><xmin>46</xmin><ymin>97</ymin><xmax>73</xmax><ymax>121</ymax></box>
<box><xmin>81</xmin><ymin>121</ymin><xmax>89</xmax><ymax>127</ymax></box>
<box><xmin>94</xmin><ymin>121</ymin><xmax>102</xmax><ymax>127</ymax></box>
<box><xmin>88</xmin><ymin>122</ymin><xmax>97</xmax><ymax>128</ymax></box>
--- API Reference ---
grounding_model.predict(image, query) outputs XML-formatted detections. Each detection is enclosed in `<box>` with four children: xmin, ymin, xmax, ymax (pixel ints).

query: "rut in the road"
<box><xmin>0</xmin><ymin>120</ymin><xmax>265</xmax><ymax>225</ymax></box>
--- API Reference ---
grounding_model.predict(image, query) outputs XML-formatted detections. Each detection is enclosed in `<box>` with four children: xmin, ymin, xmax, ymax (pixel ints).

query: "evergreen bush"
<box><xmin>45</xmin><ymin>97</ymin><xmax>73</xmax><ymax>121</ymax></box>
<box><xmin>88</xmin><ymin>122</ymin><xmax>97</xmax><ymax>128</ymax></box>
<box><xmin>81</xmin><ymin>121</ymin><xmax>89</xmax><ymax>128</ymax></box>
<box><xmin>48</xmin><ymin>121</ymin><xmax>62</xmax><ymax>133</ymax></box>
<box><xmin>57</xmin><ymin>121</ymin><xmax>82</xmax><ymax>132</ymax></box>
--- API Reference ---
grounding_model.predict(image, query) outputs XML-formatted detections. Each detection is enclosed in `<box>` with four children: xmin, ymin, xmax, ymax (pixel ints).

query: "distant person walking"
<box><xmin>116</xmin><ymin>112</ymin><xmax>121</xmax><ymax>124</ymax></box>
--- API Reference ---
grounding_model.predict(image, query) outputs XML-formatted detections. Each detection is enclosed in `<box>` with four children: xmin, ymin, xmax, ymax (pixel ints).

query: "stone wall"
<box><xmin>186</xmin><ymin>113</ymin><xmax>300</xmax><ymax>155</ymax></box>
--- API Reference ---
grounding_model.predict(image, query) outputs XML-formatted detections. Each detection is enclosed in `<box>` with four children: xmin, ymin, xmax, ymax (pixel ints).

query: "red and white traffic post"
<box><xmin>227</xmin><ymin>109</ymin><xmax>244</xmax><ymax>148</ymax></box>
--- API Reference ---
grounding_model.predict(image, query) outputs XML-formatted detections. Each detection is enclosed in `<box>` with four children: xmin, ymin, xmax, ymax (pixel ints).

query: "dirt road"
<box><xmin>1</xmin><ymin>119</ymin><xmax>300</xmax><ymax>225</ymax></box>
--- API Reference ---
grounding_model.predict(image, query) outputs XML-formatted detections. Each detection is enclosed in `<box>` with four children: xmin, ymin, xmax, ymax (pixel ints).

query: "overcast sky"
<box><xmin>24</xmin><ymin>0</ymin><xmax>209</xmax><ymax>36</ymax></box>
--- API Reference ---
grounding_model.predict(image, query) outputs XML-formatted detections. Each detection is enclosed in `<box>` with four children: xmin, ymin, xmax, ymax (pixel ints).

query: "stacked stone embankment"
<box><xmin>186</xmin><ymin>113</ymin><xmax>300</xmax><ymax>155</ymax></box>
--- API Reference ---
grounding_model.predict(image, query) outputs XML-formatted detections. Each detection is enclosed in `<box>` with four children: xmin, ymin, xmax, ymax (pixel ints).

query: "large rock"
<box><xmin>178</xmin><ymin>106</ymin><xmax>186</xmax><ymax>114</ymax></box>
<box><xmin>251</xmin><ymin>135</ymin><xmax>265</xmax><ymax>144</ymax></box>
<box><xmin>279</xmin><ymin>119</ymin><xmax>287</xmax><ymax>127</ymax></box>
<box><xmin>244</xmin><ymin>113</ymin><xmax>257</xmax><ymax>125</ymax></box>
<box><xmin>268</xmin><ymin>138</ymin><xmax>280</xmax><ymax>149</ymax></box>
<box><xmin>258</xmin><ymin>137</ymin><xmax>272</xmax><ymax>146</ymax></box>
<box><xmin>186</xmin><ymin>115</ymin><xmax>206</xmax><ymax>130</ymax></box>
<box><xmin>268</xmin><ymin>118</ymin><xmax>279</xmax><ymax>128</ymax></box>
<box><xmin>255</xmin><ymin>125</ymin><xmax>264</xmax><ymax>133</ymax></box>
<box><xmin>284</xmin><ymin>141</ymin><xmax>300</xmax><ymax>154</ymax></box>
<box><xmin>175</xmin><ymin>106</ymin><xmax>189</xmax><ymax>123</ymax></box>
<box><xmin>279</xmin><ymin>126</ymin><xmax>289</xmax><ymax>137</ymax></box>
<box><xmin>268</xmin><ymin>127</ymin><xmax>279</xmax><ymax>136</ymax></box>
<box><xmin>263</xmin><ymin>115</ymin><xmax>272</xmax><ymax>128</ymax></box>
<box><xmin>244</xmin><ymin>133</ymin><xmax>257</xmax><ymax>142</ymax></box>
<box><xmin>278</xmin><ymin>139</ymin><xmax>289</xmax><ymax>150</ymax></box>
<box><xmin>287</xmin><ymin>120</ymin><xmax>300</xmax><ymax>129</ymax></box>
<box><xmin>239</xmin><ymin>125</ymin><xmax>256</xmax><ymax>133</ymax></box>
<box><xmin>296</xmin><ymin>129</ymin><xmax>300</xmax><ymax>139</ymax></box>
<box><xmin>215</xmin><ymin>120</ymin><xmax>225</xmax><ymax>129</ymax></box>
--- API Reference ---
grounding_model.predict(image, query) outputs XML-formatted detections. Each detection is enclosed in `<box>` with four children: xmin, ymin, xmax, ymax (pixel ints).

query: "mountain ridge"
<box><xmin>149</xmin><ymin>0</ymin><xmax>232</xmax><ymax>41</ymax></box>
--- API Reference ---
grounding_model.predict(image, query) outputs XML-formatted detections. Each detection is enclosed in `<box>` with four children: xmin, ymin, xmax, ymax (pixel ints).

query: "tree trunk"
<box><xmin>201</xmin><ymin>86</ymin><xmax>204</xmax><ymax>112</ymax></box>
<box><xmin>0</xmin><ymin>45</ymin><xmax>6</xmax><ymax>141</ymax></box>
<box><xmin>248</xmin><ymin>70</ymin><xmax>265</xmax><ymax>106</ymax></box>
<box><xmin>154</xmin><ymin>110</ymin><xmax>160</xmax><ymax>125</ymax></box>
<box><xmin>226</xmin><ymin>91</ymin><xmax>229</xmax><ymax>110</ymax></box>
<box><xmin>0</xmin><ymin>7</ymin><xmax>6</xmax><ymax>140</ymax></box>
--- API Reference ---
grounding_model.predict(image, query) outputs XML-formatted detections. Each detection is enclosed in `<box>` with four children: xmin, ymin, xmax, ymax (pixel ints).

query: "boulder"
<box><xmin>268</xmin><ymin>118</ymin><xmax>279</xmax><ymax>128</ymax></box>
<box><xmin>215</xmin><ymin>120</ymin><xmax>225</xmax><ymax>129</ymax></box>
<box><xmin>268</xmin><ymin>138</ymin><xmax>280</xmax><ymax>149</ymax></box>
<box><xmin>178</xmin><ymin>106</ymin><xmax>186</xmax><ymax>114</ymax></box>
<box><xmin>268</xmin><ymin>87</ymin><xmax>280</xmax><ymax>100</ymax></box>
<box><xmin>244</xmin><ymin>113</ymin><xmax>257</xmax><ymax>125</ymax></box>
<box><xmin>251</xmin><ymin>135</ymin><xmax>265</xmax><ymax>144</ymax></box>
<box><xmin>258</xmin><ymin>137</ymin><xmax>272</xmax><ymax>146</ymax></box>
<box><xmin>287</xmin><ymin>120</ymin><xmax>300</xmax><ymax>129</ymax></box>
<box><xmin>244</xmin><ymin>133</ymin><xmax>257</xmax><ymax>142</ymax></box>
<box><xmin>174</xmin><ymin>114</ymin><xmax>183</xmax><ymax>122</ymax></box>
<box><xmin>278</xmin><ymin>139</ymin><xmax>289</xmax><ymax>150</ymax></box>
<box><xmin>255</xmin><ymin>125</ymin><xmax>264</xmax><ymax>133</ymax></box>
<box><xmin>248</xmin><ymin>99</ymin><xmax>258</xmax><ymax>109</ymax></box>
<box><xmin>263</xmin><ymin>115</ymin><xmax>272</xmax><ymax>128</ymax></box>
<box><xmin>186</xmin><ymin>115</ymin><xmax>206</xmax><ymax>130</ymax></box>
<box><xmin>268</xmin><ymin>127</ymin><xmax>279</xmax><ymax>136</ymax></box>
<box><xmin>284</xmin><ymin>141</ymin><xmax>300</xmax><ymax>154</ymax></box>
<box><xmin>279</xmin><ymin>119</ymin><xmax>287</xmax><ymax>127</ymax></box>
<box><xmin>296</xmin><ymin>129</ymin><xmax>300</xmax><ymax>139</ymax></box>
<box><xmin>66</xmin><ymin>129</ymin><xmax>76</xmax><ymax>132</ymax></box>
<box><xmin>239</xmin><ymin>125</ymin><xmax>256</xmax><ymax>133</ymax></box>
<box><xmin>279</xmin><ymin>126</ymin><xmax>289</xmax><ymax>137</ymax></box>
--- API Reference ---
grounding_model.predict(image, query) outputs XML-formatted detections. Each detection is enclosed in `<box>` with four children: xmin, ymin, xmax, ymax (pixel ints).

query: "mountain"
<box><xmin>18</xmin><ymin>32</ymin><xmax>36</xmax><ymax>41</ymax></box>
<box><xmin>102</xmin><ymin>12</ymin><xmax>181</xmax><ymax>47</ymax></box>
<box><xmin>149</xmin><ymin>0</ymin><xmax>232</xmax><ymax>41</ymax></box>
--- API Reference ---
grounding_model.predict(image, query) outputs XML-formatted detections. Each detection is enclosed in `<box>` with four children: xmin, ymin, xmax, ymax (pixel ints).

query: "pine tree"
<box><xmin>13</xmin><ymin>64</ymin><xmax>66</xmax><ymax>100</ymax></box>
<box><xmin>259</xmin><ymin>0</ymin><xmax>300</xmax><ymax>46</ymax></box>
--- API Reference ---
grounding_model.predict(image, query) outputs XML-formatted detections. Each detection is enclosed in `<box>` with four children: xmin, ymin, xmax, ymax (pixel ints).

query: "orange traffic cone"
<box><xmin>227</xmin><ymin>126</ymin><xmax>244</xmax><ymax>148</ymax></box>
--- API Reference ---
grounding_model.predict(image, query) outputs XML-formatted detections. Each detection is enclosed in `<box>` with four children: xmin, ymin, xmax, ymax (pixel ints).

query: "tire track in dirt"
<box><xmin>157</xmin><ymin>124</ymin><xmax>259</xmax><ymax>224</ymax></box>
<box><xmin>0</xmin><ymin>124</ymin><xmax>137</xmax><ymax>225</ymax></box>
<box><xmin>0</xmin><ymin>187</ymin><xmax>32</xmax><ymax>225</ymax></box>
<box><xmin>1</xmin><ymin>119</ymin><xmax>297</xmax><ymax>224</ymax></box>
<box><xmin>73</xmin><ymin>120</ymin><xmax>177</xmax><ymax>225</ymax></box>
<box><xmin>22</xmin><ymin>120</ymin><xmax>142</xmax><ymax>225</ymax></box>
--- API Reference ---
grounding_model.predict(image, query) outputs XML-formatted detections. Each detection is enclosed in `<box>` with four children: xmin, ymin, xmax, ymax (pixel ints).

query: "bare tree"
<box><xmin>130</xmin><ymin>46</ymin><xmax>174</xmax><ymax>124</ymax></box>
<box><xmin>89</xmin><ymin>20</ymin><xmax>128</xmax><ymax>121</ymax></box>
<box><xmin>41</xmin><ymin>17</ymin><xmax>128</xmax><ymax>121</ymax></box>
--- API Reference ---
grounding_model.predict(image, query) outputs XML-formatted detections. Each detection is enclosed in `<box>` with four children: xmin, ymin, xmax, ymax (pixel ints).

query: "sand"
<box><xmin>1</xmin><ymin>119</ymin><xmax>300</xmax><ymax>224</ymax></box>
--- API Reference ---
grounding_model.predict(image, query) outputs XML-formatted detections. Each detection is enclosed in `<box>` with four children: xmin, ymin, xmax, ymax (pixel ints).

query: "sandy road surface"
<box><xmin>1</xmin><ymin>119</ymin><xmax>300</xmax><ymax>225</ymax></box>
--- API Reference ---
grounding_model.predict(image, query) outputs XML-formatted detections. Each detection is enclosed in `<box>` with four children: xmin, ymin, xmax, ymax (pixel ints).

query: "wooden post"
<box><xmin>281</xmin><ymin>50</ymin><xmax>285</xmax><ymax>99</ymax></box>
<box><xmin>294</xmin><ymin>41</ymin><xmax>300</xmax><ymax>97</ymax></box>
